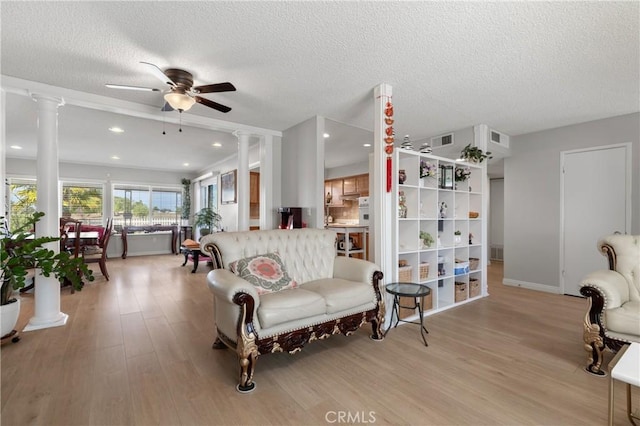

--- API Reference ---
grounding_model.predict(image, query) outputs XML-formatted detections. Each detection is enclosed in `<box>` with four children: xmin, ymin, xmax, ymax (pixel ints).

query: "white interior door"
<box><xmin>561</xmin><ymin>144</ymin><xmax>630</xmax><ymax>296</ymax></box>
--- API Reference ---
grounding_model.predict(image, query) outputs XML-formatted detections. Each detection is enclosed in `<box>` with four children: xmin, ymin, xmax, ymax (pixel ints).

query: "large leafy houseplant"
<box><xmin>193</xmin><ymin>207</ymin><xmax>222</xmax><ymax>237</ymax></box>
<box><xmin>460</xmin><ymin>144</ymin><xmax>492</xmax><ymax>163</ymax></box>
<box><xmin>1</xmin><ymin>212</ymin><xmax>94</xmax><ymax>306</ymax></box>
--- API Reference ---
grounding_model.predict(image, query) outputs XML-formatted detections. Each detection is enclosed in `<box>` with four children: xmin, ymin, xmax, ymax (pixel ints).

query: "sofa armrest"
<box><xmin>207</xmin><ymin>269</ymin><xmax>260</xmax><ymax>304</ymax></box>
<box><xmin>580</xmin><ymin>269</ymin><xmax>629</xmax><ymax>309</ymax></box>
<box><xmin>333</xmin><ymin>256</ymin><xmax>380</xmax><ymax>285</ymax></box>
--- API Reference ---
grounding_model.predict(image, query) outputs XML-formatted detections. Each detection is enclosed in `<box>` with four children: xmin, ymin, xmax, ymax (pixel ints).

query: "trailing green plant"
<box><xmin>419</xmin><ymin>231</ymin><xmax>434</xmax><ymax>248</ymax></box>
<box><xmin>181</xmin><ymin>178</ymin><xmax>191</xmax><ymax>220</ymax></box>
<box><xmin>1</xmin><ymin>212</ymin><xmax>94</xmax><ymax>306</ymax></box>
<box><xmin>193</xmin><ymin>207</ymin><xmax>222</xmax><ymax>236</ymax></box>
<box><xmin>460</xmin><ymin>144</ymin><xmax>492</xmax><ymax>163</ymax></box>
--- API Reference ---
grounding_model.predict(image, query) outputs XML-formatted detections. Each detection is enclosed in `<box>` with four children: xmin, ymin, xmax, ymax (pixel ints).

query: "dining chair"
<box><xmin>59</xmin><ymin>217</ymin><xmax>83</xmax><ymax>293</ymax></box>
<box><xmin>59</xmin><ymin>217</ymin><xmax>82</xmax><ymax>258</ymax></box>
<box><xmin>81</xmin><ymin>218</ymin><xmax>113</xmax><ymax>280</ymax></box>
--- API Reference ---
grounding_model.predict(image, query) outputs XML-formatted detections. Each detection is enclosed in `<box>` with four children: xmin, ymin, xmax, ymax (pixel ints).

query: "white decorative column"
<box><xmin>259</xmin><ymin>134</ymin><xmax>275</xmax><ymax>230</ymax></box>
<box><xmin>234</xmin><ymin>131</ymin><xmax>251</xmax><ymax>231</ymax></box>
<box><xmin>1</xmin><ymin>89</ymin><xmax>6</xmax><ymax>216</ymax></box>
<box><xmin>373</xmin><ymin>84</ymin><xmax>393</xmax><ymax>272</ymax></box>
<box><xmin>373</xmin><ymin>84</ymin><xmax>394</xmax><ymax>327</ymax></box>
<box><xmin>24</xmin><ymin>94</ymin><xmax>67</xmax><ymax>332</ymax></box>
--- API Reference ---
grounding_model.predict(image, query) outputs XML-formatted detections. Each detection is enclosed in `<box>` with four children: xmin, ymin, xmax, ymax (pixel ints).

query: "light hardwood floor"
<box><xmin>1</xmin><ymin>256</ymin><xmax>636</xmax><ymax>425</ymax></box>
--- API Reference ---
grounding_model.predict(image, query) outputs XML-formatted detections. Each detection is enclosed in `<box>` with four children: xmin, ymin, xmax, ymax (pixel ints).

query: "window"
<box><xmin>200</xmin><ymin>182</ymin><xmax>218</xmax><ymax>210</ymax></box>
<box><xmin>7</xmin><ymin>178</ymin><xmax>37</xmax><ymax>232</ymax></box>
<box><xmin>151</xmin><ymin>189</ymin><xmax>181</xmax><ymax>225</ymax></box>
<box><xmin>61</xmin><ymin>182</ymin><xmax>103</xmax><ymax>225</ymax></box>
<box><xmin>113</xmin><ymin>184</ymin><xmax>182</xmax><ymax>228</ymax></box>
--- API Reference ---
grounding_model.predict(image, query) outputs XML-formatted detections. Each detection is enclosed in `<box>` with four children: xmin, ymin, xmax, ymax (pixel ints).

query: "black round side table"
<box><xmin>385</xmin><ymin>282</ymin><xmax>431</xmax><ymax>346</ymax></box>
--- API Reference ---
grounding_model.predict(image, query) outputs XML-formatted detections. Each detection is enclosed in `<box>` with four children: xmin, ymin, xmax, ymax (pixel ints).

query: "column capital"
<box><xmin>232</xmin><ymin>130</ymin><xmax>254</xmax><ymax>140</ymax></box>
<box><xmin>30</xmin><ymin>93</ymin><xmax>65</xmax><ymax>107</ymax></box>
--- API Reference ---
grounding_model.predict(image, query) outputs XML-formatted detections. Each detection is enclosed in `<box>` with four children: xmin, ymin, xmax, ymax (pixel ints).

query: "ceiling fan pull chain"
<box><xmin>162</xmin><ymin>109</ymin><xmax>166</xmax><ymax>135</ymax></box>
<box><xmin>179</xmin><ymin>111</ymin><xmax>183</xmax><ymax>132</ymax></box>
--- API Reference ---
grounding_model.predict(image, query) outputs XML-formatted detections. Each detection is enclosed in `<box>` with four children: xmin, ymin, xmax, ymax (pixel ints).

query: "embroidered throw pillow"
<box><xmin>229</xmin><ymin>252</ymin><xmax>297</xmax><ymax>295</ymax></box>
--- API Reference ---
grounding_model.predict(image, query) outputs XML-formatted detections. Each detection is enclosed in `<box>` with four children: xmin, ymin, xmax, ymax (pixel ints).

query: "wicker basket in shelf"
<box><xmin>469</xmin><ymin>257</ymin><xmax>480</xmax><ymax>271</ymax></box>
<box><xmin>455</xmin><ymin>282</ymin><xmax>468</xmax><ymax>303</ymax></box>
<box><xmin>469</xmin><ymin>278</ymin><xmax>480</xmax><ymax>298</ymax></box>
<box><xmin>469</xmin><ymin>211</ymin><xmax>479</xmax><ymax>218</ymax></box>
<box><xmin>419</xmin><ymin>262</ymin><xmax>430</xmax><ymax>280</ymax></box>
<box><xmin>399</xmin><ymin>266</ymin><xmax>412</xmax><ymax>282</ymax></box>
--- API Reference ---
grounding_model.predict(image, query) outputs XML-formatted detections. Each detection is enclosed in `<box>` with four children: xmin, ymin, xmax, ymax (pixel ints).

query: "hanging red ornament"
<box><xmin>386</xmin><ymin>157</ymin><xmax>392</xmax><ymax>192</ymax></box>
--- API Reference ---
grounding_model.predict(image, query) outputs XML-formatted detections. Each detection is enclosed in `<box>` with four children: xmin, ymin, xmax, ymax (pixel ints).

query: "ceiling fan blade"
<box><xmin>105</xmin><ymin>84</ymin><xmax>160</xmax><ymax>92</ymax></box>
<box><xmin>161</xmin><ymin>102</ymin><xmax>174</xmax><ymax>112</ymax></box>
<box><xmin>193</xmin><ymin>82</ymin><xmax>236</xmax><ymax>94</ymax></box>
<box><xmin>140</xmin><ymin>61</ymin><xmax>176</xmax><ymax>87</ymax></box>
<box><xmin>195</xmin><ymin>96</ymin><xmax>231</xmax><ymax>113</ymax></box>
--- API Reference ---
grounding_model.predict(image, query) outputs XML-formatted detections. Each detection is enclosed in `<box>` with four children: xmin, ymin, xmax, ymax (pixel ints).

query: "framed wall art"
<box><xmin>220</xmin><ymin>169</ymin><xmax>237</xmax><ymax>204</ymax></box>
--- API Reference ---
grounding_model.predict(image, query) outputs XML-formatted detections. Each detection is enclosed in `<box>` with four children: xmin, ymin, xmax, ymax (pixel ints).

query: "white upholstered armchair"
<box><xmin>580</xmin><ymin>234</ymin><xmax>640</xmax><ymax>375</ymax></box>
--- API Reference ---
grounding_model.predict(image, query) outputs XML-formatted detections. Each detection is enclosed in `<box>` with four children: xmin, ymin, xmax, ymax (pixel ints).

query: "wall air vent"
<box><xmin>430</xmin><ymin>133</ymin><xmax>455</xmax><ymax>149</ymax></box>
<box><xmin>489</xmin><ymin>129</ymin><xmax>509</xmax><ymax>148</ymax></box>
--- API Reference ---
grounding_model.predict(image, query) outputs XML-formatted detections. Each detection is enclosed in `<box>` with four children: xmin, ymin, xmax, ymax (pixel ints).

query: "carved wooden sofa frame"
<box><xmin>580</xmin><ymin>235</ymin><xmax>640</xmax><ymax>376</ymax></box>
<box><xmin>201</xmin><ymin>229</ymin><xmax>385</xmax><ymax>393</ymax></box>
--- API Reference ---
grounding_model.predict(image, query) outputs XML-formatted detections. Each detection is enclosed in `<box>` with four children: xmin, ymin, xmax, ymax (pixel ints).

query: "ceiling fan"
<box><xmin>106</xmin><ymin>62</ymin><xmax>236</xmax><ymax>113</ymax></box>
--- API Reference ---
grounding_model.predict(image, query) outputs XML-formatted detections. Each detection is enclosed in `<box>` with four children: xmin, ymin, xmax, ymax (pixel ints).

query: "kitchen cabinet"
<box><xmin>356</xmin><ymin>174</ymin><xmax>369</xmax><ymax>196</ymax></box>
<box><xmin>325</xmin><ymin>179</ymin><xmax>344</xmax><ymax>206</ymax></box>
<box><xmin>324</xmin><ymin>173</ymin><xmax>369</xmax><ymax>205</ymax></box>
<box><xmin>343</xmin><ymin>177</ymin><xmax>357</xmax><ymax>195</ymax></box>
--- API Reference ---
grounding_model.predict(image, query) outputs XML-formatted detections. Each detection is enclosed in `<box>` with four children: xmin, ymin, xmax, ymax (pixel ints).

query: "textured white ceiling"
<box><xmin>2</xmin><ymin>1</ymin><xmax>638</xmax><ymax>173</ymax></box>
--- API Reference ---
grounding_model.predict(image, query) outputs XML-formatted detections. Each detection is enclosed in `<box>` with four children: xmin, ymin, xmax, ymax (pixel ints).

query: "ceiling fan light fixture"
<box><xmin>164</xmin><ymin>92</ymin><xmax>195</xmax><ymax>111</ymax></box>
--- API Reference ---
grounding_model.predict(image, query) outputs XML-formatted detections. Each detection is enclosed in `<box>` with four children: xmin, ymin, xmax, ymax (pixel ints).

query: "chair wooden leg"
<box><xmin>99</xmin><ymin>260</ymin><xmax>109</xmax><ymax>281</ymax></box>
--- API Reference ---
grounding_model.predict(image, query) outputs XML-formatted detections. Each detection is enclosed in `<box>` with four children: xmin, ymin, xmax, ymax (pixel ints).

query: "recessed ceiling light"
<box><xmin>10</xmin><ymin>145</ymin><xmax>23</xmax><ymax>150</ymax></box>
<box><xmin>323</xmin><ymin>133</ymin><xmax>330</xmax><ymax>138</ymax></box>
<box><xmin>183</xmin><ymin>163</ymin><xmax>189</xmax><ymax>167</ymax></box>
<box><xmin>109</xmin><ymin>127</ymin><xmax>124</xmax><ymax>133</ymax></box>
<box><xmin>111</xmin><ymin>155</ymin><xmax>120</xmax><ymax>160</ymax></box>
<box><xmin>363</xmin><ymin>143</ymin><xmax>371</xmax><ymax>147</ymax></box>
<box><xmin>212</xmin><ymin>142</ymin><xmax>222</xmax><ymax>147</ymax></box>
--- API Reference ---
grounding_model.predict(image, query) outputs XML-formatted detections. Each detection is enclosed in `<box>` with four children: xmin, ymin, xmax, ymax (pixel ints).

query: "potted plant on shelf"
<box><xmin>460</xmin><ymin>144</ymin><xmax>492</xmax><ymax>163</ymax></box>
<box><xmin>420</xmin><ymin>231</ymin><xmax>434</xmax><ymax>248</ymax></box>
<box><xmin>193</xmin><ymin>207</ymin><xmax>222</xmax><ymax>238</ymax></box>
<box><xmin>1</xmin><ymin>212</ymin><xmax>94</xmax><ymax>338</ymax></box>
<box><xmin>454</xmin><ymin>230</ymin><xmax>462</xmax><ymax>245</ymax></box>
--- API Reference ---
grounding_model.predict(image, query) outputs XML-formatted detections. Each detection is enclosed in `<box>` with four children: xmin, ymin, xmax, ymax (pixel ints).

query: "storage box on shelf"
<box><xmin>393</xmin><ymin>149</ymin><xmax>486</xmax><ymax>319</ymax></box>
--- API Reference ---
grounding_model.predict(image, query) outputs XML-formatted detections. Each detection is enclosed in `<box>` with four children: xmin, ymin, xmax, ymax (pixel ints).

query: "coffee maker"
<box><xmin>278</xmin><ymin>207</ymin><xmax>302</xmax><ymax>229</ymax></box>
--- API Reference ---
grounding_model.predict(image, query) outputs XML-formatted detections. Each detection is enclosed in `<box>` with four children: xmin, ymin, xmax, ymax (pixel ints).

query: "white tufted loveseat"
<box><xmin>580</xmin><ymin>234</ymin><xmax>640</xmax><ymax>375</ymax></box>
<box><xmin>200</xmin><ymin>228</ymin><xmax>385</xmax><ymax>392</ymax></box>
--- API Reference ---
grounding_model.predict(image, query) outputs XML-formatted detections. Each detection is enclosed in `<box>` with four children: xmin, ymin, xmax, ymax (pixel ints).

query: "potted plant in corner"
<box><xmin>193</xmin><ymin>207</ymin><xmax>222</xmax><ymax>238</ymax></box>
<box><xmin>460</xmin><ymin>143</ymin><xmax>492</xmax><ymax>163</ymax></box>
<box><xmin>1</xmin><ymin>212</ymin><xmax>94</xmax><ymax>339</ymax></box>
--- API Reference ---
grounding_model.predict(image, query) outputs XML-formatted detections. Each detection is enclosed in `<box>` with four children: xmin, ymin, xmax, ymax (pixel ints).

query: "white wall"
<box><xmin>325</xmin><ymin>160</ymin><xmax>369</xmax><ymax>180</ymax></box>
<box><xmin>281</xmin><ymin>116</ymin><xmax>325</xmax><ymax>228</ymax></box>
<box><xmin>489</xmin><ymin>178</ymin><xmax>504</xmax><ymax>251</ymax></box>
<box><xmin>504</xmin><ymin>113</ymin><xmax>639</xmax><ymax>291</ymax></box>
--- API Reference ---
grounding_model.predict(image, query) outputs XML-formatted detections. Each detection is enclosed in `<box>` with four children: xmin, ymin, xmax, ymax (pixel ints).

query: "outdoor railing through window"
<box><xmin>112</xmin><ymin>184</ymin><xmax>182</xmax><ymax>229</ymax></box>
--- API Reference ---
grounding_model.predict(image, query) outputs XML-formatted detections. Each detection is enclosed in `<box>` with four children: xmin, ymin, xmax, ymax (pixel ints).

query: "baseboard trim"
<box><xmin>502</xmin><ymin>279</ymin><xmax>562</xmax><ymax>294</ymax></box>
